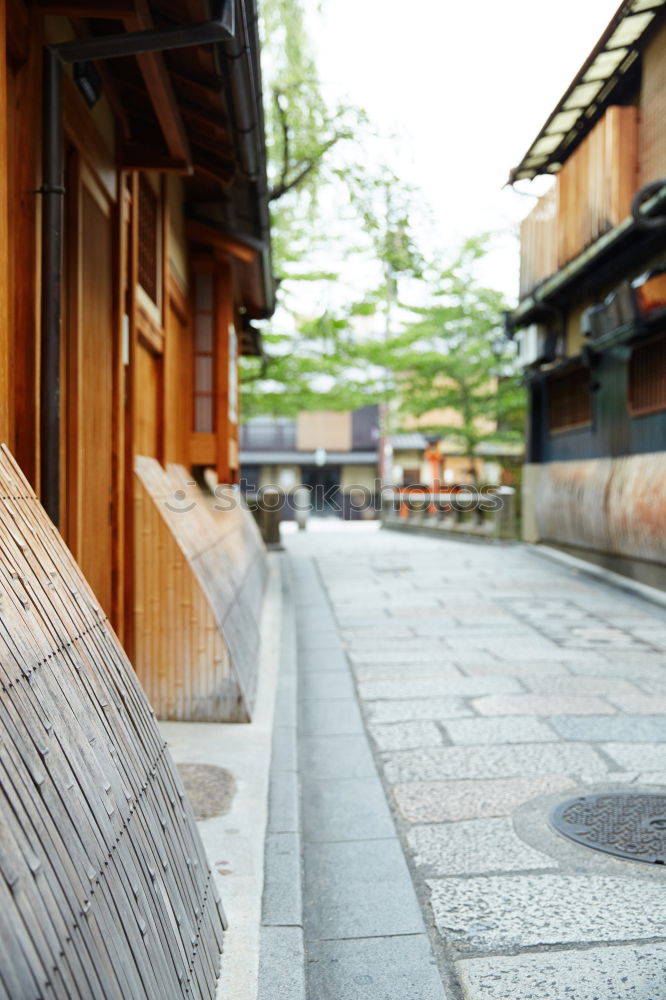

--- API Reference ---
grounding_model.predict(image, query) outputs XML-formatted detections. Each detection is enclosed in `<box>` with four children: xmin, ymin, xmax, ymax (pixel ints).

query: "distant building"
<box><xmin>240</xmin><ymin>406</ymin><xmax>381</xmax><ymax>518</ymax></box>
<box><xmin>507</xmin><ymin>0</ymin><xmax>666</xmax><ymax>585</ymax></box>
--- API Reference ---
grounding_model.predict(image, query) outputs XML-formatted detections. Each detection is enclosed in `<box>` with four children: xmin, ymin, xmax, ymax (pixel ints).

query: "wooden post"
<box><xmin>0</xmin><ymin>0</ymin><xmax>12</xmax><ymax>450</ymax></box>
<box><xmin>215</xmin><ymin>260</ymin><xmax>234</xmax><ymax>484</ymax></box>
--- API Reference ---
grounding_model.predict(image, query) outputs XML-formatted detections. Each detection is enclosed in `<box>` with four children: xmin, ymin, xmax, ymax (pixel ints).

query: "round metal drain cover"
<box><xmin>551</xmin><ymin>793</ymin><xmax>666</xmax><ymax>865</ymax></box>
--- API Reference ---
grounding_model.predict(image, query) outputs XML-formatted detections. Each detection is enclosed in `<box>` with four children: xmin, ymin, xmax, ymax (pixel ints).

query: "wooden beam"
<box><xmin>121</xmin><ymin>142</ymin><xmax>191</xmax><ymax>174</ymax></box>
<box><xmin>37</xmin><ymin>1</ymin><xmax>135</xmax><ymax>14</ymax></box>
<box><xmin>186</xmin><ymin>219</ymin><xmax>257</xmax><ymax>265</ymax></box>
<box><xmin>123</xmin><ymin>0</ymin><xmax>192</xmax><ymax>168</ymax></box>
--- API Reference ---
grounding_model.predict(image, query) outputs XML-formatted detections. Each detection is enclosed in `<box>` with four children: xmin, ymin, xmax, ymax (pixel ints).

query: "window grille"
<box><xmin>629</xmin><ymin>335</ymin><xmax>666</xmax><ymax>416</ymax></box>
<box><xmin>138</xmin><ymin>176</ymin><xmax>159</xmax><ymax>303</ymax></box>
<box><xmin>193</xmin><ymin>272</ymin><xmax>215</xmax><ymax>433</ymax></box>
<box><xmin>548</xmin><ymin>364</ymin><xmax>591</xmax><ymax>431</ymax></box>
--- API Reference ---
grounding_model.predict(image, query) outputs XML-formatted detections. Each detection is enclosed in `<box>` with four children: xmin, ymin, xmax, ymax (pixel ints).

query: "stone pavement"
<box><xmin>275</xmin><ymin>522</ymin><xmax>666</xmax><ymax>1000</ymax></box>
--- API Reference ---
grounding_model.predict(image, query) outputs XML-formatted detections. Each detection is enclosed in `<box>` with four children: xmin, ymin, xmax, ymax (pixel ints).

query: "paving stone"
<box><xmin>353</xmin><ymin>665</ymin><xmax>459</xmax><ymax>683</ymax></box>
<box><xmin>383</xmin><ymin>743</ymin><xmax>607</xmax><ymax>783</ymax></box>
<box><xmin>258</xmin><ymin>926</ymin><xmax>305</xmax><ymax>1000</ymax></box>
<box><xmin>300</xmin><ymin>670</ymin><xmax>356</xmax><ymax>701</ymax></box>
<box><xmin>267</xmin><ymin>769</ymin><xmax>299</xmax><ymax>833</ymax></box>
<box><xmin>523</xmin><ymin>676</ymin><xmax>642</xmax><ymax>697</ymax></box>
<box><xmin>638</xmin><ymin>771</ymin><xmax>666</xmax><ymax>785</ymax></box>
<box><xmin>456</xmin><ymin>942</ymin><xmax>666</xmax><ymax>1000</ymax></box>
<box><xmin>427</xmin><ymin>874</ymin><xmax>666</xmax><ymax>952</ymax></box>
<box><xmin>263</xmin><ymin>832</ymin><xmax>302</xmax><ymax>926</ymax></box>
<box><xmin>349</xmin><ymin>650</ymin><xmax>459</xmax><ymax>666</ymax></box>
<box><xmin>608</xmin><ymin>693</ymin><xmax>666</xmax><ymax>715</ymax></box>
<box><xmin>300</xmin><ymin>698</ymin><xmax>364</xmax><ymax>737</ymax></box>
<box><xmin>300</xmin><ymin>735</ymin><xmax>377</xmax><ymax>781</ymax></box>
<box><xmin>472</xmin><ymin>694</ymin><xmax>616</xmax><ymax>717</ymax></box>
<box><xmin>306</xmin><ymin>934</ymin><xmax>448</xmax><ymax>1000</ymax></box>
<box><xmin>443</xmin><ymin>717</ymin><xmax>556</xmax><ymax>745</ymax></box>
<box><xmin>299</xmin><ymin>648</ymin><xmax>349</xmax><ymax>673</ymax></box>
<box><xmin>366</xmin><ymin>697</ymin><xmax>473</xmax><ymax>724</ymax></box>
<box><xmin>304</xmin><ymin>839</ymin><xmax>425</xmax><ymax>940</ymax></box>
<box><xmin>408</xmin><ymin>817</ymin><xmax>552</xmax><ymax>875</ymax></box>
<box><xmin>369</xmin><ymin>721</ymin><xmax>443</xmax><ymax>751</ymax></box>
<box><xmin>359</xmin><ymin>676</ymin><xmax>522</xmax><ymax>700</ymax></box>
<box><xmin>601</xmin><ymin>743</ymin><xmax>666</xmax><ymax>771</ymax></box>
<box><xmin>551</xmin><ymin>715</ymin><xmax>666</xmax><ymax>742</ymax></box>
<box><xmin>458</xmin><ymin>659</ymin><xmax>571</xmax><ymax>677</ymax></box>
<box><xmin>302</xmin><ymin>776</ymin><xmax>396</xmax><ymax>843</ymax></box>
<box><xmin>392</xmin><ymin>776</ymin><xmax>575</xmax><ymax>823</ymax></box>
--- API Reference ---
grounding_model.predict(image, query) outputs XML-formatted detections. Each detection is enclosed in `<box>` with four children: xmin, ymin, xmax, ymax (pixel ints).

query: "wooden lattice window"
<box><xmin>548</xmin><ymin>364</ymin><xmax>592</xmax><ymax>432</ymax></box>
<box><xmin>629</xmin><ymin>336</ymin><xmax>666</xmax><ymax>416</ymax></box>
<box><xmin>193</xmin><ymin>271</ymin><xmax>215</xmax><ymax>433</ymax></box>
<box><xmin>138</xmin><ymin>175</ymin><xmax>159</xmax><ymax>304</ymax></box>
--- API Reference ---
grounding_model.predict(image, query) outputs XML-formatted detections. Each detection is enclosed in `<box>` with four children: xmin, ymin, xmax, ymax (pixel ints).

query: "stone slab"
<box><xmin>300</xmin><ymin>697</ymin><xmax>364</xmax><ymax>737</ymax></box>
<box><xmin>300</xmin><ymin>735</ymin><xmax>377</xmax><ymax>781</ymax></box>
<box><xmin>458</xmin><ymin>660</ymin><xmax>572</xmax><ymax>677</ymax></box>
<box><xmin>383</xmin><ymin>743</ymin><xmax>607</xmax><ymax>783</ymax></box>
<box><xmin>300</xmin><ymin>670</ymin><xmax>356</xmax><ymax>701</ymax></box>
<box><xmin>302</xmin><ymin>776</ymin><xmax>396</xmax><ymax>843</ymax></box>
<box><xmin>602</xmin><ymin>743</ymin><xmax>666</xmax><ymax>771</ymax></box>
<box><xmin>456</xmin><ymin>943</ymin><xmax>666</xmax><ymax>1000</ymax></box>
<box><xmin>472</xmin><ymin>694</ymin><xmax>616</xmax><ymax>717</ymax></box>
<box><xmin>299</xmin><ymin>648</ymin><xmax>349</xmax><ymax>673</ymax></box>
<box><xmin>359</xmin><ymin>676</ymin><xmax>522</xmax><ymax>700</ymax></box>
<box><xmin>267</xmin><ymin>769</ymin><xmax>299</xmax><ymax>834</ymax></box>
<box><xmin>443</xmin><ymin>718</ymin><xmax>556</xmax><ymax>745</ymax></box>
<box><xmin>523</xmin><ymin>676</ymin><xmax>642</xmax><ymax>697</ymax></box>
<box><xmin>303</xmin><ymin>839</ymin><xmax>425</xmax><ymax>940</ymax></box>
<box><xmin>306</xmin><ymin>934</ymin><xmax>448</xmax><ymax>1000</ymax></box>
<box><xmin>408</xmin><ymin>817</ymin><xmax>552</xmax><ymax>875</ymax></box>
<box><xmin>262</xmin><ymin>832</ymin><xmax>302</xmax><ymax>926</ymax></box>
<box><xmin>369</xmin><ymin>721</ymin><xmax>443</xmax><ymax>751</ymax></box>
<box><xmin>608</xmin><ymin>693</ymin><xmax>666</xmax><ymax>715</ymax></box>
<box><xmin>552</xmin><ymin>716</ymin><xmax>666</xmax><ymax>742</ymax></box>
<box><xmin>393</xmin><ymin>776</ymin><xmax>575</xmax><ymax>823</ymax></box>
<box><xmin>366</xmin><ymin>697</ymin><xmax>472</xmax><ymax>724</ymax></box>
<box><xmin>428</xmin><ymin>874</ymin><xmax>666</xmax><ymax>952</ymax></box>
<box><xmin>258</xmin><ymin>926</ymin><xmax>305</xmax><ymax>1000</ymax></box>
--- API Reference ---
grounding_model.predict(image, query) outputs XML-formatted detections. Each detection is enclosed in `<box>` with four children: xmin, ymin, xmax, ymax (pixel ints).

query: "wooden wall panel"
<box><xmin>0</xmin><ymin>443</ymin><xmax>225</xmax><ymax>999</ymax></box>
<box><xmin>163</xmin><ymin>279</ymin><xmax>191</xmax><ymax>467</ymax></box>
<box><xmin>640</xmin><ymin>20</ymin><xmax>666</xmax><ymax>186</ymax></box>
<box><xmin>134</xmin><ymin>340</ymin><xmax>162</xmax><ymax>460</ymax></box>
<box><xmin>6</xmin><ymin>0</ymin><xmax>41</xmax><ymax>484</ymax></box>
<box><xmin>557</xmin><ymin>106</ymin><xmax>638</xmax><ymax>268</ymax></box>
<box><xmin>134</xmin><ymin>457</ymin><xmax>267</xmax><ymax>721</ymax></box>
<box><xmin>65</xmin><ymin>163</ymin><xmax>115</xmax><ymax>620</ymax></box>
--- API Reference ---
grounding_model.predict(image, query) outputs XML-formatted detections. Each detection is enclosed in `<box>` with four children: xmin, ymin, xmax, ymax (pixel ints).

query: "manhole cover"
<box><xmin>551</xmin><ymin>793</ymin><xmax>666</xmax><ymax>865</ymax></box>
<box><xmin>177</xmin><ymin>764</ymin><xmax>236</xmax><ymax>821</ymax></box>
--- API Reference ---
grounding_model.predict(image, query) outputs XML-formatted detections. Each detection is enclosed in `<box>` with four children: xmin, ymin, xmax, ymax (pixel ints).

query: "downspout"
<box><xmin>39</xmin><ymin>1</ymin><xmax>235</xmax><ymax>526</ymax></box>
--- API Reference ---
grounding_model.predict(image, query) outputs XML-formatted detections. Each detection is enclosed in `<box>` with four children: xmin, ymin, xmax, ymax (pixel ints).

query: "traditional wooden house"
<box><xmin>507</xmin><ymin>0</ymin><xmax>666</xmax><ymax>586</ymax></box>
<box><xmin>0</xmin><ymin>0</ymin><xmax>274</xmax><ymax>718</ymax></box>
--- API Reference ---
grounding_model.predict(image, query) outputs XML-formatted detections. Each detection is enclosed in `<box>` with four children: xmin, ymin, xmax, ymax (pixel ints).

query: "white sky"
<box><xmin>312</xmin><ymin>0</ymin><xmax>622</xmax><ymax>302</ymax></box>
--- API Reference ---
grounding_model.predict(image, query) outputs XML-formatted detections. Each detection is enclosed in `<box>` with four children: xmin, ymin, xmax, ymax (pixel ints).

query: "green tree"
<box><xmin>379</xmin><ymin>237</ymin><xmax>525</xmax><ymax>482</ymax></box>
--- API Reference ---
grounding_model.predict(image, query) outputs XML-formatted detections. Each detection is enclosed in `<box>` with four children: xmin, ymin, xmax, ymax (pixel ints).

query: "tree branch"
<box><xmin>269</xmin><ymin>131</ymin><xmax>349</xmax><ymax>201</ymax></box>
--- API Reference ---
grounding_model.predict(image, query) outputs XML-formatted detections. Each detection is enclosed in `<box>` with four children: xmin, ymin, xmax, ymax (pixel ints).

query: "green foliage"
<box><xmin>378</xmin><ymin>237</ymin><xmax>526</xmax><ymax>474</ymax></box>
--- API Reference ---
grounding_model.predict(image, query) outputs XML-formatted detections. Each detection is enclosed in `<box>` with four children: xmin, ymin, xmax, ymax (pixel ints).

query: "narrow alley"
<box><xmin>259</xmin><ymin>524</ymin><xmax>666</xmax><ymax>1000</ymax></box>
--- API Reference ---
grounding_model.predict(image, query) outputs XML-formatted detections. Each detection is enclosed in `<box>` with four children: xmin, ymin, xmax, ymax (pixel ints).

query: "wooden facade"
<box><xmin>0</xmin><ymin>0</ymin><xmax>273</xmax><ymax>719</ymax></box>
<box><xmin>510</xmin><ymin>0</ymin><xmax>666</xmax><ymax>580</ymax></box>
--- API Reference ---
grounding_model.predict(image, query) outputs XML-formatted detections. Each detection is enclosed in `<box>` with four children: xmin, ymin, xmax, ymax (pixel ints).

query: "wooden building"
<box><xmin>507</xmin><ymin>0</ymin><xmax>666</xmax><ymax>586</ymax></box>
<box><xmin>0</xmin><ymin>0</ymin><xmax>274</xmax><ymax>718</ymax></box>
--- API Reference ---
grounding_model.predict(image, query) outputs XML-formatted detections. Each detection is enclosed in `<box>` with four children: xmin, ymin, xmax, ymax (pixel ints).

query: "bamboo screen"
<box><xmin>134</xmin><ymin>458</ymin><xmax>267</xmax><ymax>722</ymax></box>
<box><xmin>0</xmin><ymin>445</ymin><xmax>225</xmax><ymax>998</ymax></box>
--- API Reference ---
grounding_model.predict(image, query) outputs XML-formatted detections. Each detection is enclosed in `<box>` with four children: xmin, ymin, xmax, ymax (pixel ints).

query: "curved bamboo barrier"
<box><xmin>0</xmin><ymin>445</ymin><xmax>225</xmax><ymax>999</ymax></box>
<box><xmin>134</xmin><ymin>458</ymin><xmax>267</xmax><ymax>722</ymax></box>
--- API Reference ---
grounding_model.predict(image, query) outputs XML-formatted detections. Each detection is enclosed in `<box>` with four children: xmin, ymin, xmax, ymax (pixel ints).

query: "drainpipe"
<box><xmin>39</xmin><ymin>1</ymin><xmax>236</xmax><ymax>526</ymax></box>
